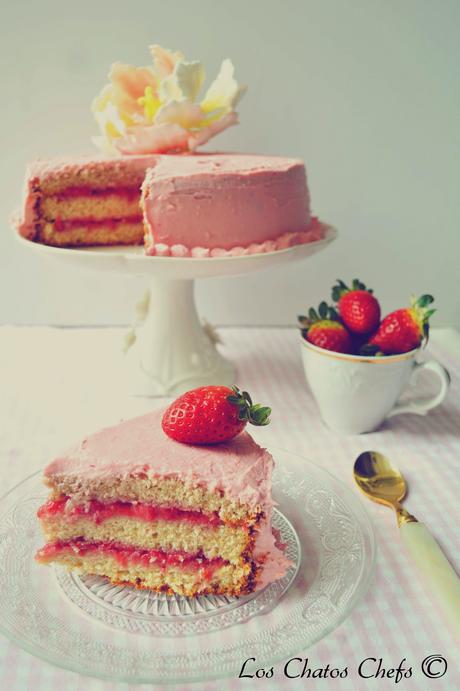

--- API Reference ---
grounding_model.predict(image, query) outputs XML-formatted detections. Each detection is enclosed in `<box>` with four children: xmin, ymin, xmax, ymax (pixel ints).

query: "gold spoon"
<box><xmin>354</xmin><ymin>451</ymin><xmax>460</xmax><ymax>641</ymax></box>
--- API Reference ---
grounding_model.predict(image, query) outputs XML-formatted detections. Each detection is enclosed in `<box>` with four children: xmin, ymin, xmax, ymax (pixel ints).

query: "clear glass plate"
<box><xmin>0</xmin><ymin>450</ymin><xmax>375</xmax><ymax>684</ymax></box>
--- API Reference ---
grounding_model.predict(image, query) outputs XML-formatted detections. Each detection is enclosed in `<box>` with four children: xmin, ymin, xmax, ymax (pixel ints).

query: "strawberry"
<box><xmin>363</xmin><ymin>294</ymin><xmax>435</xmax><ymax>355</ymax></box>
<box><xmin>298</xmin><ymin>302</ymin><xmax>353</xmax><ymax>354</ymax></box>
<box><xmin>162</xmin><ymin>385</ymin><xmax>271</xmax><ymax>444</ymax></box>
<box><xmin>332</xmin><ymin>279</ymin><xmax>381</xmax><ymax>335</ymax></box>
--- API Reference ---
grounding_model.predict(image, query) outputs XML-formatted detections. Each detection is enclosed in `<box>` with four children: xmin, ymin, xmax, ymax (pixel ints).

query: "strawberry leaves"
<box><xmin>331</xmin><ymin>278</ymin><xmax>373</xmax><ymax>302</ymax></box>
<box><xmin>298</xmin><ymin>302</ymin><xmax>339</xmax><ymax>329</ymax></box>
<box><xmin>227</xmin><ymin>387</ymin><xmax>271</xmax><ymax>426</ymax></box>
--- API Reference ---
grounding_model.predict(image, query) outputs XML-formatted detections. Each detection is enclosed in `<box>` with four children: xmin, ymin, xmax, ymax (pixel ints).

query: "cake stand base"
<box><xmin>127</xmin><ymin>277</ymin><xmax>235</xmax><ymax>396</ymax></box>
<box><xmin>18</xmin><ymin>225</ymin><xmax>337</xmax><ymax>397</ymax></box>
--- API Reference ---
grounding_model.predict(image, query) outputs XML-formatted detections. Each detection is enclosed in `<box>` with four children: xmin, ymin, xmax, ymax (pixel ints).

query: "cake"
<box><xmin>15</xmin><ymin>43</ymin><xmax>326</xmax><ymax>256</ymax></box>
<box><xmin>35</xmin><ymin>406</ymin><xmax>289</xmax><ymax>596</ymax></box>
<box><xmin>17</xmin><ymin>152</ymin><xmax>321</xmax><ymax>256</ymax></box>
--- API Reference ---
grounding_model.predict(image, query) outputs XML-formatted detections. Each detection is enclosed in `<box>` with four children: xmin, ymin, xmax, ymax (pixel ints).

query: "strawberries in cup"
<box><xmin>298</xmin><ymin>279</ymin><xmax>436</xmax><ymax>356</ymax></box>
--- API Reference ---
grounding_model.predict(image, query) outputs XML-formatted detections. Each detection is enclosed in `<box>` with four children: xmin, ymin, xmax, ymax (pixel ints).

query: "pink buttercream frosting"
<box><xmin>146</xmin><ymin>222</ymin><xmax>325</xmax><ymax>258</ymax></box>
<box><xmin>45</xmin><ymin>408</ymin><xmax>273</xmax><ymax>512</ymax></box>
<box><xmin>142</xmin><ymin>153</ymin><xmax>313</xmax><ymax>253</ymax></box>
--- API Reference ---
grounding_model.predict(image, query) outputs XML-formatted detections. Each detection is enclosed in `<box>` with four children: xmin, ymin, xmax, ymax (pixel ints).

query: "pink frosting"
<box><xmin>146</xmin><ymin>221</ymin><xmax>325</xmax><ymax>257</ymax></box>
<box><xmin>142</xmin><ymin>153</ymin><xmax>311</xmax><ymax>252</ymax></box>
<box><xmin>17</xmin><ymin>181</ymin><xmax>39</xmax><ymax>239</ymax></box>
<box><xmin>170</xmin><ymin>244</ymin><xmax>189</xmax><ymax>257</ymax></box>
<box><xmin>254</xmin><ymin>519</ymin><xmax>292</xmax><ymax>589</ymax></box>
<box><xmin>45</xmin><ymin>408</ymin><xmax>274</xmax><ymax>511</ymax></box>
<box><xmin>153</xmin><ymin>243</ymin><xmax>170</xmax><ymax>257</ymax></box>
<box><xmin>191</xmin><ymin>247</ymin><xmax>210</xmax><ymax>258</ymax></box>
<box><xmin>21</xmin><ymin>153</ymin><xmax>163</xmax><ymax>186</ymax></box>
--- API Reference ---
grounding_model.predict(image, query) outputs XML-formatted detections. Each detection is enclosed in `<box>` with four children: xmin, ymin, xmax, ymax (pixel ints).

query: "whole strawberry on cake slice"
<box><xmin>36</xmin><ymin>386</ymin><xmax>289</xmax><ymax>597</ymax></box>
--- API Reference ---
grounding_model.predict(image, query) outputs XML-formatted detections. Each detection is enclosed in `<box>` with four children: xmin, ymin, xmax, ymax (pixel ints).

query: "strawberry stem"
<box><xmin>297</xmin><ymin>303</ymin><xmax>339</xmax><ymax>331</ymax></box>
<box><xmin>332</xmin><ymin>278</ymin><xmax>373</xmax><ymax>302</ymax></box>
<box><xmin>227</xmin><ymin>386</ymin><xmax>271</xmax><ymax>426</ymax></box>
<box><xmin>411</xmin><ymin>294</ymin><xmax>436</xmax><ymax>345</ymax></box>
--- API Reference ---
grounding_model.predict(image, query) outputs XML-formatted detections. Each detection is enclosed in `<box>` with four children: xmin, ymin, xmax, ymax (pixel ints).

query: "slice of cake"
<box><xmin>17</xmin><ymin>154</ymin><xmax>161</xmax><ymax>248</ymax></box>
<box><xmin>141</xmin><ymin>153</ymin><xmax>322</xmax><ymax>257</ymax></box>
<box><xmin>36</xmin><ymin>387</ymin><xmax>289</xmax><ymax>596</ymax></box>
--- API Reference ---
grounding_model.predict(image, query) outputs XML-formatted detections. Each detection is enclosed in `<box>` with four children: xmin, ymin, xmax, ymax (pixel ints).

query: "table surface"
<box><xmin>0</xmin><ymin>325</ymin><xmax>459</xmax><ymax>691</ymax></box>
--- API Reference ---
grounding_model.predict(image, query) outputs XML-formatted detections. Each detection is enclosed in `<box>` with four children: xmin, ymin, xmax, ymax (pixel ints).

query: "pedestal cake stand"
<box><xmin>18</xmin><ymin>226</ymin><xmax>337</xmax><ymax>395</ymax></box>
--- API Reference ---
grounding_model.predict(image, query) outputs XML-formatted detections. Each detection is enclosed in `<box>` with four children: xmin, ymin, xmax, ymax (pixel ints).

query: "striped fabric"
<box><xmin>0</xmin><ymin>326</ymin><xmax>459</xmax><ymax>690</ymax></box>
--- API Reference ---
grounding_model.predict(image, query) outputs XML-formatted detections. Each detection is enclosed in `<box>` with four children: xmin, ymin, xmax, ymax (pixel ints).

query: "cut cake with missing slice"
<box><xmin>16</xmin><ymin>152</ymin><xmax>324</xmax><ymax>256</ymax></box>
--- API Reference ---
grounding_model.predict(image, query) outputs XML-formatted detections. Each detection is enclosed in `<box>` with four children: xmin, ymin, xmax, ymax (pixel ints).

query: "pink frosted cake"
<box><xmin>17</xmin><ymin>152</ymin><xmax>322</xmax><ymax>255</ymax></box>
<box><xmin>36</xmin><ymin>408</ymin><xmax>289</xmax><ymax>596</ymax></box>
<box><xmin>16</xmin><ymin>43</ymin><xmax>326</xmax><ymax>256</ymax></box>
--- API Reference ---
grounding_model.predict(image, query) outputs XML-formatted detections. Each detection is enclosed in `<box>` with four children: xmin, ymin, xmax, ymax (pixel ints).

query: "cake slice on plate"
<box><xmin>36</xmin><ymin>386</ymin><xmax>290</xmax><ymax>596</ymax></box>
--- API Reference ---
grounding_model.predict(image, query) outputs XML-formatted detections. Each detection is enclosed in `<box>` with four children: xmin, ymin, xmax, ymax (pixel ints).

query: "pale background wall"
<box><xmin>1</xmin><ymin>0</ymin><xmax>458</xmax><ymax>326</ymax></box>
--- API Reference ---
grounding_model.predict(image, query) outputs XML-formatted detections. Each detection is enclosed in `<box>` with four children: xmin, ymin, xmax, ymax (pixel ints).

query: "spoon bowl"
<box><xmin>354</xmin><ymin>451</ymin><xmax>407</xmax><ymax>510</ymax></box>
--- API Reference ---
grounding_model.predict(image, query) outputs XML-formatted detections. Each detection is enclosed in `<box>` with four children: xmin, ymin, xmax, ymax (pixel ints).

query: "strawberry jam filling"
<box><xmin>37</xmin><ymin>539</ymin><xmax>227</xmax><ymax>577</ymax></box>
<box><xmin>51</xmin><ymin>185</ymin><xmax>141</xmax><ymax>200</ymax></box>
<box><xmin>38</xmin><ymin>497</ymin><xmax>224</xmax><ymax>527</ymax></box>
<box><xmin>53</xmin><ymin>215</ymin><xmax>142</xmax><ymax>231</ymax></box>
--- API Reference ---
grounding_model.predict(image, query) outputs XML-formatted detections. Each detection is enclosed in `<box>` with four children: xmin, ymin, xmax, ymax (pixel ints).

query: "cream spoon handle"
<box><xmin>400</xmin><ymin>521</ymin><xmax>460</xmax><ymax>641</ymax></box>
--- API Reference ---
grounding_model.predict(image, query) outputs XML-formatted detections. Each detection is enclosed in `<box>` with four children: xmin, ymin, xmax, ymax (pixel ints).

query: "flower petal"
<box><xmin>92</xmin><ymin>84</ymin><xmax>113</xmax><ymax>113</ymax></box>
<box><xmin>188</xmin><ymin>111</ymin><xmax>239</xmax><ymax>150</ymax></box>
<box><xmin>93</xmin><ymin>100</ymin><xmax>127</xmax><ymax>141</ymax></box>
<box><xmin>115</xmin><ymin>123</ymin><xmax>190</xmax><ymax>154</ymax></box>
<box><xmin>109</xmin><ymin>62</ymin><xmax>157</xmax><ymax>119</ymax></box>
<box><xmin>158</xmin><ymin>73</ymin><xmax>183</xmax><ymax>103</ymax></box>
<box><xmin>175</xmin><ymin>61</ymin><xmax>205</xmax><ymax>102</ymax></box>
<box><xmin>200</xmin><ymin>59</ymin><xmax>246</xmax><ymax>113</ymax></box>
<box><xmin>155</xmin><ymin>100</ymin><xmax>203</xmax><ymax>128</ymax></box>
<box><xmin>150</xmin><ymin>44</ymin><xmax>184</xmax><ymax>78</ymax></box>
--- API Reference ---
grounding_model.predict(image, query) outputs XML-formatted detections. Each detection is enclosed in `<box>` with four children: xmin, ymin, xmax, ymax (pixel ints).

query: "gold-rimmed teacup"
<box><xmin>300</xmin><ymin>339</ymin><xmax>450</xmax><ymax>434</ymax></box>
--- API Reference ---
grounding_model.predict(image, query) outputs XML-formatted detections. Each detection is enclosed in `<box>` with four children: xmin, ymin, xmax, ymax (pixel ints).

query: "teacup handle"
<box><xmin>387</xmin><ymin>360</ymin><xmax>450</xmax><ymax>418</ymax></box>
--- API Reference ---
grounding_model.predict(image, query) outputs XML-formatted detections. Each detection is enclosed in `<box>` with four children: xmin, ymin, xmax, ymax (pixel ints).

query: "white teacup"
<box><xmin>300</xmin><ymin>339</ymin><xmax>450</xmax><ymax>434</ymax></box>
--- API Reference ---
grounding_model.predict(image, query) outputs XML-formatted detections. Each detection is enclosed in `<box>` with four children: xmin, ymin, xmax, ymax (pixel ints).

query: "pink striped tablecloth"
<box><xmin>0</xmin><ymin>326</ymin><xmax>459</xmax><ymax>690</ymax></box>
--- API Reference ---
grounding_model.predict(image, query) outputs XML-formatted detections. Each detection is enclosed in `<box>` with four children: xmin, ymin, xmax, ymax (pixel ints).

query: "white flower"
<box><xmin>92</xmin><ymin>44</ymin><xmax>246</xmax><ymax>155</ymax></box>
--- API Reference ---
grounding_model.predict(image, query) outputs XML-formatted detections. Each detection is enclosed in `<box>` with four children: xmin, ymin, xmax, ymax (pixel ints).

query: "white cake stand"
<box><xmin>18</xmin><ymin>226</ymin><xmax>337</xmax><ymax>395</ymax></box>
